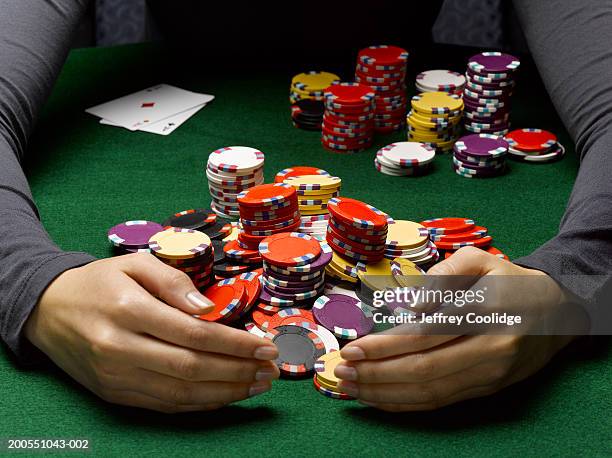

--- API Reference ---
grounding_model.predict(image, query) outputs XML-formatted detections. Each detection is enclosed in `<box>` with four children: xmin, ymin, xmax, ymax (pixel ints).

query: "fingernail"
<box><xmin>255</xmin><ymin>367</ymin><xmax>277</xmax><ymax>381</ymax></box>
<box><xmin>334</xmin><ymin>364</ymin><xmax>358</xmax><ymax>381</ymax></box>
<box><xmin>249</xmin><ymin>381</ymin><xmax>271</xmax><ymax>397</ymax></box>
<box><xmin>186</xmin><ymin>291</ymin><xmax>215</xmax><ymax>313</ymax></box>
<box><xmin>341</xmin><ymin>346</ymin><xmax>366</xmax><ymax>361</ymax></box>
<box><xmin>253</xmin><ymin>345</ymin><xmax>278</xmax><ymax>360</ymax></box>
<box><xmin>337</xmin><ymin>381</ymin><xmax>359</xmax><ymax>397</ymax></box>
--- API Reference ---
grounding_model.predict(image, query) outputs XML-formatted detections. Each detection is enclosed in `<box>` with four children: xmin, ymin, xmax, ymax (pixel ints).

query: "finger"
<box><xmin>427</xmin><ymin>246</ymin><xmax>501</xmax><ymax>276</ymax></box>
<box><xmin>338</xmin><ymin>363</ymin><xmax>495</xmax><ymax>405</ymax></box>
<box><xmin>113</xmin><ymin>369</ymin><xmax>273</xmax><ymax>406</ymax></box>
<box><xmin>121</xmin><ymin>253</ymin><xmax>215</xmax><ymax>315</ymax></box>
<box><xmin>101</xmin><ymin>389</ymin><xmax>225</xmax><ymax>413</ymax></box>
<box><xmin>337</xmin><ymin>336</ymin><xmax>492</xmax><ymax>383</ymax></box>
<box><xmin>134</xmin><ymin>301</ymin><xmax>278</xmax><ymax>359</ymax></box>
<box><xmin>340</xmin><ymin>334</ymin><xmax>458</xmax><ymax>361</ymax></box>
<box><xmin>110</xmin><ymin>332</ymin><xmax>280</xmax><ymax>382</ymax></box>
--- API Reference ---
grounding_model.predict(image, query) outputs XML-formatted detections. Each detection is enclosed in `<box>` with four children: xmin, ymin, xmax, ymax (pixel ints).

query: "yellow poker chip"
<box><xmin>148</xmin><ymin>228</ymin><xmax>212</xmax><ymax>260</ymax></box>
<box><xmin>330</xmin><ymin>251</ymin><xmax>358</xmax><ymax>273</ymax></box>
<box><xmin>390</xmin><ymin>258</ymin><xmax>427</xmax><ymax>288</ymax></box>
<box><xmin>409</xmin><ymin>110</ymin><xmax>461</xmax><ymax>125</ymax></box>
<box><xmin>297</xmin><ymin>188</ymin><xmax>340</xmax><ymax>197</ymax></box>
<box><xmin>407</xmin><ymin>113</ymin><xmax>461</xmax><ymax>129</ymax></box>
<box><xmin>221</xmin><ymin>223</ymin><xmax>239</xmax><ymax>242</ymax></box>
<box><xmin>314</xmin><ymin>350</ymin><xmax>344</xmax><ymax>386</ymax></box>
<box><xmin>411</xmin><ymin>91</ymin><xmax>464</xmax><ymax>114</ymax></box>
<box><xmin>325</xmin><ymin>265</ymin><xmax>357</xmax><ymax>283</ymax></box>
<box><xmin>284</xmin><ymin>175</ymin><xmax>342</xmax><ymax>191</ymax></box>
<box><xmin>300</xmin><ymin>209</ymin><xmax>330</xmax><ymax>216</ymax></box>
<box><xmin>386</xmin><ymin>220</ymin><xmax>430</xmax><ymax>249</ymax></box>
<box><xmin>299</xmin><ymin>204</ymin><xmax>330</xmax><ymax>211</ymax></box>
<box><xmin>356</xmin><ymin>258</ymin><xmax>399</xmax><ymax>291</ymax></box>
<box><xmin>292</xmin><ymin>71</ymin><xmax>340</xmax><ymax>92</ymax></box>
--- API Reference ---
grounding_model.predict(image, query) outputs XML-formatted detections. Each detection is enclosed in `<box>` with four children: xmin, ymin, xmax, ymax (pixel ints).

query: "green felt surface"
<box><xmin>1</xmin><ymin>44</ymin><xmax>611</xmax><ymax>457</ymax></box>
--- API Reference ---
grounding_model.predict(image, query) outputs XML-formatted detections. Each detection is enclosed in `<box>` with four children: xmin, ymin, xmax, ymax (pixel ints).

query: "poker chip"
<box><xmin>245</xmin><ymin>321</ymin><xmax>267</xmax><ymax>338</ymax></box>
<box><xmin>108</xmin><ymin>220</ymin><xmax>164</xmax><ymax>250</ymax></box>
<box><xmin>415</xmin><ymin>69</ymin><xmax>466</xmax><ymax>95</ymax></box>
<box><xmin>265</xmin><ymin>325</ymin><xmax>326</xmax><ymax>377</ymax></box>
<box><xmin>355</xmin><ymin>257</ymin><xmax>401</xmax><ymax>292</ymax></box>
<box><xmin>321</xmin><ymin>82</ymin><xmax>376</xmax><ymax>152</ymax></box>
<box><xmin>312</xmin><ymin>294</ymin><xmax>374</xmax><ymax>340</ymax></box>
<box><xmin>453</xmin><ymin>133</ymin><xmax>509</xmax><ymax>178</ymax></box>
<box><xmin>374</xmin><ymin>141</ymin><xmax>436</xmax><ymax>176</ymax></box>
<box><xmin>355</xmin><ymin>45</ymin><xmax>408</xmax><ymax>133</ymax></box>
<box><xmin>504</xmin><ymin>128</ymin><xmax>564</xmax><ymax>163</ymax></box>
<box><xmin>198</xmin><ymin>278</ymin><xmax>247</xmax><ymax>322</ymax></box>
<box><xmin>274</xmin><ymin>166</ymin><xmax>330</xmax><ymax>183</ymax></box>
<box><xmin>463</xmin><ymin>52</ymin><xmax>520</xmax><ymax>133</ymax></box>
<box><xmin>282</xmin><ymin>174</ymin><xmax>341</xmax><ymax>224</ymax></box>
<box><xmin>421</xmin><ymin>217</ymin><xmax>476</xmax><ymax>235</ymax></box>
<box><xmin>407</xmin><ymin>92</ymin><xmax>464</xmax><ymax>152</ymax></box>
<box><xmin>259</xmin><ymin>232</ymin><xmax>322</xmax><ymax>267</ymax></box>
<box><xmin>389</xmin><ymin>258</ymin><xmax>426</xmax><ymax>288</ymax></box>
<box><xmin>264</xmin><ymin>308</ymin><xmax>317</xmax><ymax>330</ymax></box>
<box><xmin>206</xmin><ymin>146</ymin><xmax>265</xmax><ymax>219</ymax></box>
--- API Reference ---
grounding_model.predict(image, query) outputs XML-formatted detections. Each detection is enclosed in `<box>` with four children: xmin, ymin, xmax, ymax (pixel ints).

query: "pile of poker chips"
<box><xmin>206</xmin><ymin>146</ymin><xmax>265</xmax><ymax>219</ymax></box>
<box><xmin>259</xmin><ymin>232</ymin><xmax>332</xmax><ymax>310</ymax></box>
<box><xmin>415</xmin><ymin>69</ymin><xmax>466</xmax><ymax>96</ymax></box>
<box><xmin>232</xmin><ymin>183</ymin><xmax>301</xmax><ymax>265</ymax></box>
<box><xmin>107</xmin><ymin>220</ymin><xmax>163</xmax><ymax>255</ymax></box>
<box><xmin>374</xmin><ymin>141</ymin><xmax>436</xmax><ymax>177</ymax></box>
<box><xmin>355</xmin><ymin>45</ymin><xmax>409</xmax><ymax>133</ymax></box>
<box><xmin>505</xmin><ymin>128</ymin><xmax>565</xmax><ymax>163</ymax></box>
<box><xmin>385</xmin><ymin>220</ymin><xmax>439</xmax><ymax>268</ymax></box>
<box><xmin>321</xmin><ymin>82</ymin><xmax>376</xmax><ymax>153</ymax></box>
<box><xmin>463</xmin><ymin>52</ymin><xmax>520</xmax><ymax>136</ymax></box>
<box><xmin>314</xmin><ymin>351</ymin><xmax>354</xmax><ymax>399</ymax></box>
<box><xmin>452</xmin><ymin>133</ymin><xmax>509</xmax><ymax>178</ymax></box>
<box><xmin>326</xmin><ymin>197</ymin><xmax>389</xmax><ymax>264</ymax></box>
<box><xmin>196</xmin><ymin>271</ymin><xmax>262</xmax><ymax>324</ymax></box>
<box><xmin>407</xmin><ymin>92</ymin><xmax>464</xmax><ymax>153</ymax></box>
<box><xmin>420</xmin><ymin>217</ymin><xmax>507</xmax><ymax>259</ymax></box>
<box><xmin>148</xmin><ymin>227</ymin><xmax>215</xmax><ymax>291</ymax></box>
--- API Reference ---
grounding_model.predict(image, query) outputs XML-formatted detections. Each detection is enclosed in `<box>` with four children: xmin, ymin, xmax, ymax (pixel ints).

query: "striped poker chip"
<box><xmin>198</xmin><ymin>278</ymin><xmax>247</xmax><ymax>322</ymax></box>
<box><xmin>468</xmin><ymin>51</ymin><xmax>521</xmax><ymax>74</ymax></box>
<box><xmin>312</xmin><ymin>294</ymin><xmax>374</xmax><ymax>340</ymax></box>
<box><xmin>259</xmin><ymin>232</ymin><xmax>321</xmax><ymax>267</ymax></box>
<box><xmin>208</xmin><ymin>146</ymin><xmax>265</xmax><ymax>173</ymax></box>
<box><xmin>264</xmin><ymin>325</ymin><xmax>326</xmax><ymax>376</ymax></box>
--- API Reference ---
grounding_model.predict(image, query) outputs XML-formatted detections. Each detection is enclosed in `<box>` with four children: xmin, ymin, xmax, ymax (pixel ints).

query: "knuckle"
<box><xmin>167</xmin><ymin>383</ymin><xmax>194</xmax><ymax>405</ymax></box>
<box><xmin>494</xmin><ymin>335</ymin><xmax>522</xmax><ymax>360</ymax></box>
<box><xmin>166</xmin><ymin>269</ymin><xmax>193</xmax><ymax>290</ymax></box>
<box><xmin>89</xmin><ymin>328</ymin><xmax>120</xmax><ymax>359</ymax></box>
<box><xmin>173</xmin><ymin>353</ymin><xmax>201</xmax><ymax>380</ymax></box>
<box><xmin>411</xmin><ymin>353</ymin><xmax>435</xmax><ymax>379</ymax></box>
<box><xmin>185</xmin><ymin>323</ymin><xmax>210</xmax><ymax>349</ymax></box>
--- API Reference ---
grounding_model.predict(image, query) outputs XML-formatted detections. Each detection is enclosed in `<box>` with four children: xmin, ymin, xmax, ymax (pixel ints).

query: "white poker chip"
<box><xmin>415</xmin><ymin>69</ymin><xmax>466</xmax><ymax>92</ymax></box>
<box><xmin>208</xmin><ymin>146</ymin><xmax>265</xmax><ymax>172</ymax></box>
<box><xmin>379</xmin><ymin>142</ymin><xmax>436</xmax><ymax>167</ymax></box>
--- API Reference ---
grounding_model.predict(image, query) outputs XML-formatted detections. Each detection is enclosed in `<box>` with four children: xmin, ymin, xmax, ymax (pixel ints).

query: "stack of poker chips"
<box><xmin>505</xmin><ymin>128</ymin><xmax>565</xmax><ymax>163</ymax></box>
<box><xmin>355</xmin><ymin>45</ymin><xmax>409</xmax><ymax>133</ymax></box>
<box><xmin>148</xmin><ymin>227</ymin><xmax>215</xmax><ymax>291</ymax></box>
<box><xmin>326</xmin><ymin>197</ymin><xmax>388</xmax><ymax>264</ymax></box>
<box><xmin>384</xmin><ymin>220</ymin><xmax>439</xmax><ymax>268</ymax></box>
<box><xmin>321</xmin><ymin>82</ymin><xmax>376</xmax><ymax>153</ymax></box>
<box><xmin>233</xmin><ymin>183</ymin><xmax>301</xmax><ymax>263</ymax></box>
<box><xmin>313</xmin><ymin>350</ymin><xmax>354</xmax><ymax>399</ymax></box>
<box><xmin>107</xmin><ymin>220</ymin><xmax>163</xmax><ymax>255</ymax></box>
<box><xmin>415</xmin><ymin>69</ymin><xmax>466</xmax><ymax>96</ymax></box>
<box><xmin>274</xmin><ymin>166</ymin><xmax>331</xmax><ymax>184</ymax></box>
<box><xmin>420</xmin><ymin>217</ymin><xmax>497</xmax><ymax>257</ymax></box>
<box><xmin>206</xmin><ymin>146</ymin><xmax>265</xmax><ymax>219</ymax></box>
<box><xmin>407</xmin><ymin>92</ymin><xmax>464</xmax><ymax>153</ymax></box>
<box><xmin>259</xmin><ymin>233</ymin><xmax>332</xmax><ymax>310</ymax></box>
<box><xmin>283</xmin><ymin>174</ymin><xmax>342</xmax><ymax>240</ymax></box>
<box><xmin>374</xmin><ymin>141</ymin><xmax>436</xmax><ymax>177</ymax></box>
<box><xmin>452</xmin><ymin>133</ymin><xmax>509</xmax><ymax>178</ymax></box>
<box><xmin>463</xmin><ymin>52</ymin><xmax>520</xmax><ymax>136</ymax></box>
<box><xmin>290</xmin><ymin>71</ymin><xmax>340</xmax><ymax>131</ymax></box>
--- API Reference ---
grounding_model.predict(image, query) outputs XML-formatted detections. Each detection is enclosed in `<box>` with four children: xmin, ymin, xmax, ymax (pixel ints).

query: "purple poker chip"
<box><xmin>454</xmin><ymin>134</ymin><xmax>509</xmax><ymax>158</ymax></box>
<box><xmin>453</xmin><ymin>150</ymin><xmax>505</xmax><ymax>167</ymax></box>
<box><xmin>108</xmin><ymin>220</ymin><xmax>164</xmax><ymax>249</ymax></box>
<box><xmin>262</xmin><ymin>276</ymin><xmax>324</xmax><ymax>294</ymax></box>
<box><xmin>453</xmin><ymin>162</ymin><xmax>506</xmax><ymax>177</ymax></box>
<box><xmin>466</xmin><ymin>69</ymin><xmax>514</xmax><ymax>85</ymax></box>
<box><xmin>468</xmin><ymin>52</ymin><xmax>521</xmax><ymax>74</ymax></box>
<box><xmin>263</xmin><ymin>273</ymin><xmax>322</xmax><ymax>289</ymax></box>
<box><xmin>312</xmin><ymin>294</ymin><xmax>374</xmax><ymax>340</ymax></box>
<box><xmin>453</xmin><ymin>156</ymin><xmax>504</xmax><ymax>171</ymax></box>
<box><xmin>265</xmin><ymin>268</ymin><xmax>323</xmax><ymax>283</ymax></box>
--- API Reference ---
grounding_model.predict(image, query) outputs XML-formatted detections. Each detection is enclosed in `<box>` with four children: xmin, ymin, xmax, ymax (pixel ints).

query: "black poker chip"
<box><xmin>162</xmin><ymin>209</ymin><xmax>217</xmax><ymax>231</ymax></box>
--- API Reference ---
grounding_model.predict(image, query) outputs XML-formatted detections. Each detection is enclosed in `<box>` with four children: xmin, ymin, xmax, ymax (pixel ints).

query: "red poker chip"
<box><xmin>241</xmin><ymin>211</ymin><xmax>301</xmax><ymax>228</ymax></box>
<box><xmin>237</xmin><ymin>183</ymin><xmax>296</xmax><ymax>208</ymax></box>
<box><xmin>252</xmin><ymin>310</ymin><xmax>273</xmax><ymax>330</ymax></box>
<box><xmin>321</xmin><ymin>139</ymin><xmax>373</xmax><ymax>154</ymax></box>
<box><xmin>324</xmin><ymin>82</ymin><xmax>376</xmax><ymax>104</ymax></box>
<box><xmin>358</xmin><ymin>45</ymin><xmax>409</xmax><ymax>66</ymax></box>
<box><xmin>326</xmin><ymin>226</ymin><xmax>386</xmax><ymax>256</ymax></box>
<box><xmin>274</xmin><ymin>166</ymin><xmax>329</xmax><ymax>183</ymax></box>
<box><xmin>239</xmin><ymin>203</ymin><xmax>300</xmax><ymax>220</ymax></box>
<box><xmin>199</xmin><ymin>279</ymin><xmax>247</xmax><ymax>322</ymax></box>
<box><xmin>241</xmin><ymin>220</ymin><xmax>301</xmax><ymax>237</ymax></box>
<box><xmin>505</xmin><ymin>128</ymin><xmax>557</xmax><ymax>152</ymax></box>
<box><xmin>432</xmin><ymin>226</ymin><xmax>488</xmax><ymax>243</ymax></box>
<box><xmin>266</xmin><ymin>308</ymin><xmax>316</xmax><ymax>330</ymax></box>
<box><xmin>327</xmin><ymin>197</ymin><xmax>388</xmax><ymax>230</ymax></box>
<box><xmin>326</xmin><ymin>238</ymin><xmax>385</xmax><ymax>263</ymax></box>
<box><xmin>223</xmin><ymin>240</ymin><xmax>261</xmax><ymax>259</ymax></box>
<box><xmin>323</xmin><ymin>113</ymin><xmax>375</xmax><ymax>128</ymax></box>
<box><xmin>434</xmin><ymin>235</ymin><xmax>493</xmax><ymax>251</ymax></box>
<box><xmin>322</xmin><ymin>126</ymin><xmax>371</xmax><ymax>141</ymax></box>
<box><xmin>420</xmin><ymin>217</ymin><xmax>476</xmax><ymax>235</ymax></box>
<box><xmin>328</xmin><ymin>219</ymin><xmax>387</xmax><ymax>245</ymax></box>
<box><xmin>259</xmin><ymin>232</ymin><xmax>322</xmax><ymax>267</ymax></box>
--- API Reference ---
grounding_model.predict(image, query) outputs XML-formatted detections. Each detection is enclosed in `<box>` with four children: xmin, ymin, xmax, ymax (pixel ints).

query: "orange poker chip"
<box><xmin>237</xmin><ymin>183</ymin><xmax>296</xmax><ymax>207</ymax></box>
<box><xmin>259</xmin><ymin>232</ymin><xmax>322</xmax><ymax>267</ymax></box>
<box><xmin>199</xmin><ymin>279</ymin><xmax>247</xmax><ymax>322</ymax></box>
<box><xmin>327</xmin><ymin>197</ymin><xmax>388</xmax><ymax>230</ymax></box>
<box><xmin>274</xmin><ymin>166</ymin><xmax>330</xmax><ymax>183</ymax></box>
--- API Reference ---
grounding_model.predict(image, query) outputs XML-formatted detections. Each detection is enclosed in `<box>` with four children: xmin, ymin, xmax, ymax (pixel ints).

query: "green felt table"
<box><xmin>1</xmin><ymin>44</ymin><xmax>611</xmax><ymax>457</ymax></box>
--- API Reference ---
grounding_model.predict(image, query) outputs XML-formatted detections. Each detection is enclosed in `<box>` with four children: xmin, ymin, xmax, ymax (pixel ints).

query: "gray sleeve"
<box><xmin>512</xmin><ymin>0</ymin><xmax>612</xmax><ymax>301</ymax></box>
<box><xmin>0</xmin><ymin>0</ymin><xmax>96</xmax><ymax>363</ymax></box>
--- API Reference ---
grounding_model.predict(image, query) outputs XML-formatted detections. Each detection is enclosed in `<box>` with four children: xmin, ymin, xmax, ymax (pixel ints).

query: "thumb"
<box><xmin>427</xmin><ymin>246</ymin><xmax>500</xmax><ymax>276</ymax></box>
<box><xmin>121</xmin><ymin>253</ymin><xmax>215</xmax><ymax>315</ymax></box>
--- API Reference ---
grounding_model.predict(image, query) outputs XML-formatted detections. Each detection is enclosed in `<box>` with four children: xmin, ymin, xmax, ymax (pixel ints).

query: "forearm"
<box><xmin>0</xmin><ymin>0</ymin><xmax>95</xmax><ymax>362</ymax></box>
<box><xmin>513</xmin><ymin>0</ymin><xmax>612</xmax><ymax>301</ymax></box>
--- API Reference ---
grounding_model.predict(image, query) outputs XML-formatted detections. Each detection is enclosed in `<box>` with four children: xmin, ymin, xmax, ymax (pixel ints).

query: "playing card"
<box><xmin>100</xmin><ymin>103</ymin><xmax>206</xmax><ymax>135</ymax></box>
<box><xmin>86</xmin><ymin>84</ymin><xmax>214</xmax><ymax>131</ymax></box>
